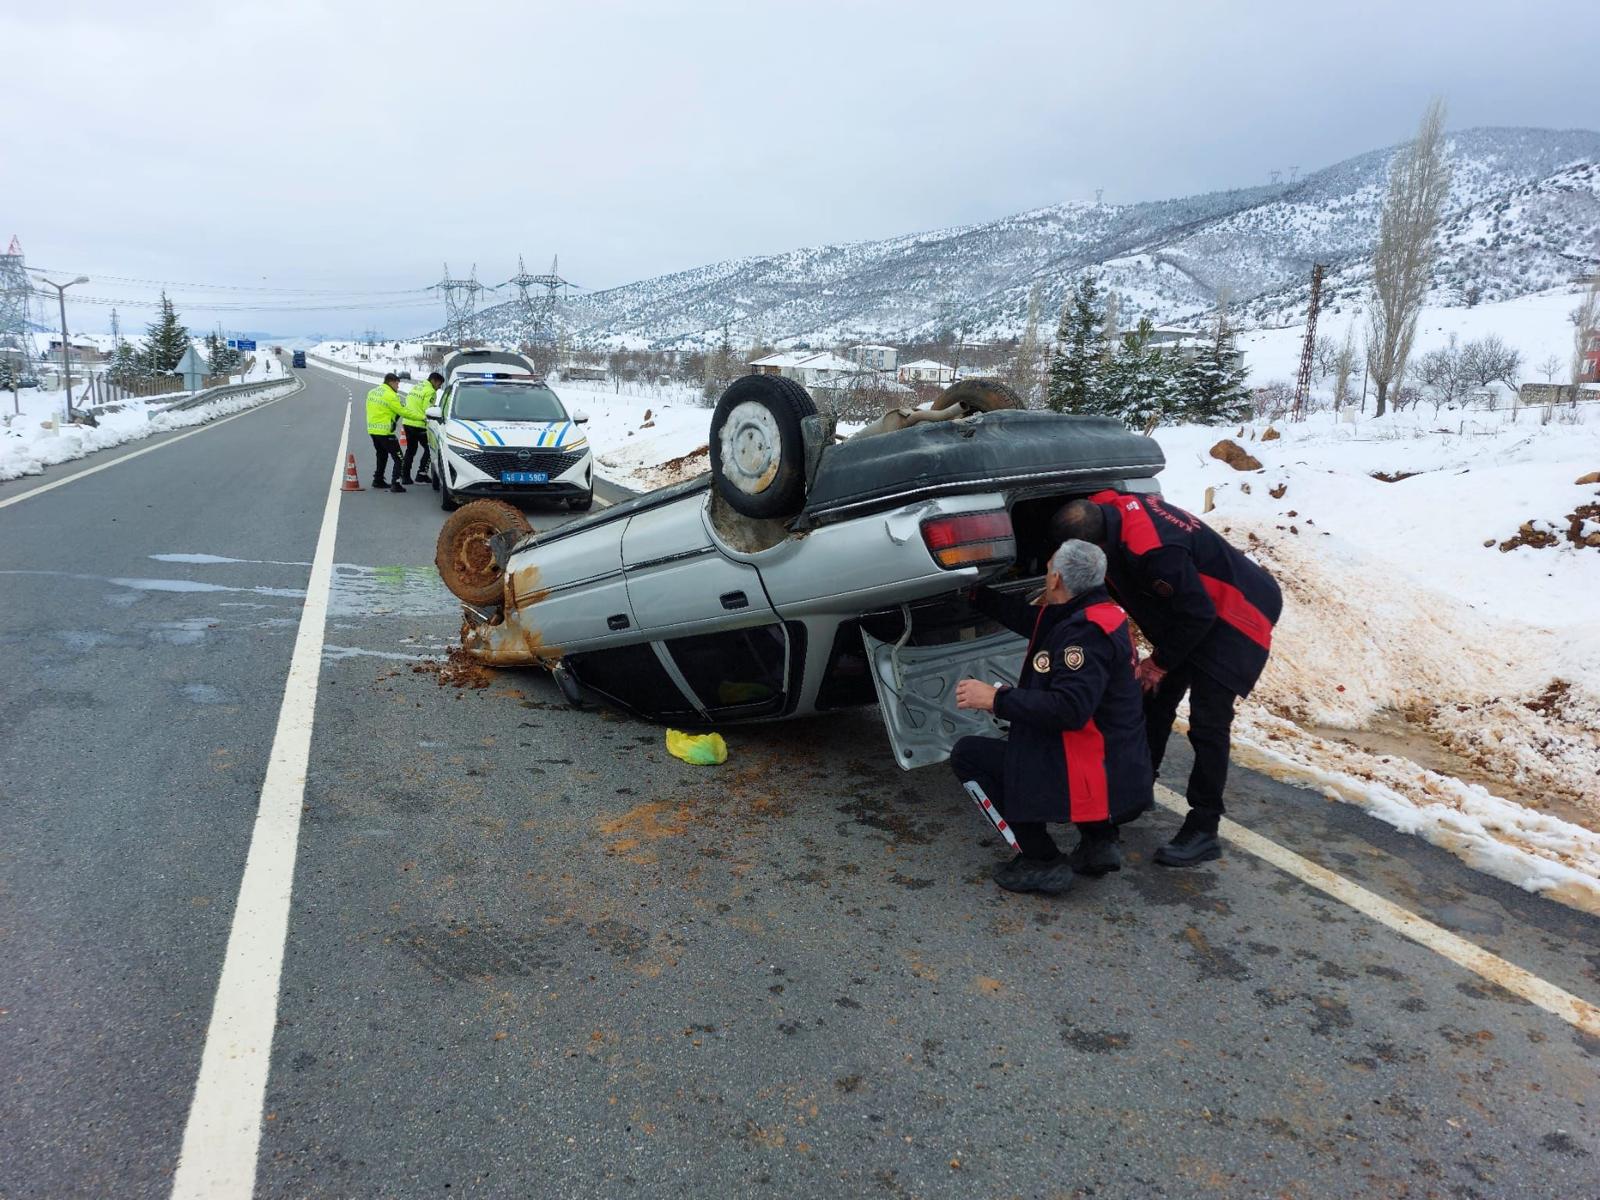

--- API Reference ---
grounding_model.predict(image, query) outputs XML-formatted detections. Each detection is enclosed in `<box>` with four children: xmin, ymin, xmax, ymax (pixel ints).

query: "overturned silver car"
<box><xmin>434</xmin><ymin>376</ymin><xmax>1165</xmax><ymax>768</ymax></box>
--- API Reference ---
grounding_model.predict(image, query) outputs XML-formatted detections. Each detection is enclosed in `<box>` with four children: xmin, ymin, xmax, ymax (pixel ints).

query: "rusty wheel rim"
<box><xmin>450</xmin><ymin>520</ymin><xmax>502</xmax><ymax>590</ymax></box>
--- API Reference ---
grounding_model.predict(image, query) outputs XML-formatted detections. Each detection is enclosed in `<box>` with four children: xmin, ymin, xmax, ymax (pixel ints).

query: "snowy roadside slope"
<box><xmin>1151</xmin><ymin>410</ymin><xmax>1600</xmax><ymax>911</ymax></box>
<box><xmin>0</xmin><ymin>376</ymin><xmax>300</xmax><ymax>483</ymax></box>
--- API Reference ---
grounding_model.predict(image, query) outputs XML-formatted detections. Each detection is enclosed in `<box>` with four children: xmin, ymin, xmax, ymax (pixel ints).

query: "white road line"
<box><xmin>169</xmin><ymin>403</ymin><xmax>350</xmax><ymax>1200</ymax></box>
<box><xmin>0</xmin><ymin>381</ymin><xmax>302</xmax><ymax>511</ymax></box>
<box><xmin>1153</xmin><ymin>785</ymin><xmax>1600</xmax><ymax>1037</ymax></box>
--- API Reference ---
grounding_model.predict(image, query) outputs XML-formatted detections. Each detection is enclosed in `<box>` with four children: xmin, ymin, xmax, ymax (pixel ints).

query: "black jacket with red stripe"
<box><xmin>976</xmin><ymin>585</ymin><xmax>1154</xmax><ymax>826</ymax></box>
<box><xmin>1089</xmin><ymin>490</ymin><xmax>1283</xmax><ymax>698</ymax></box>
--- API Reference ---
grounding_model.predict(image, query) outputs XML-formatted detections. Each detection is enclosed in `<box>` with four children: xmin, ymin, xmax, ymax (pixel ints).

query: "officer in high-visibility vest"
<box><xmin>399</xmin><ymin>371</ymin><xmax>442</xmax><ymax>484</ymax></box>
<box><xmin>365</xmin><ymin>373</ymin><xmax>408</xmax><ymax>492</ymax></box>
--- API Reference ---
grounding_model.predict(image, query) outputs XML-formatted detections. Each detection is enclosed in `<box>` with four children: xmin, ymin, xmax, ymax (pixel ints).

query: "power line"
<box><xmin>27</xmin><ymin>265</ymin><xmax>430</xmax><ymax>297</ymax></box>
<box><xmin>32</xmin><ymin>291</ymin><xmax>443</xmax><ymax>313</ymax></box>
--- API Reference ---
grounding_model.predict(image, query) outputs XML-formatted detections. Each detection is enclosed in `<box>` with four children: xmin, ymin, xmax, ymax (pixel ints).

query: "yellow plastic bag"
<box><xmin>666</xmin><ymin>729</ymin><xmax>727</xmax><ymax>766</ymax></box>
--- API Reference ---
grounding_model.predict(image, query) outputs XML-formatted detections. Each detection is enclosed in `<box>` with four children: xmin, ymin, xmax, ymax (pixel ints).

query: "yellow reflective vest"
<box><xmin>365</xmin><ymin>383</ymin><xmax>405</xmax><ymax>435</ymax></box>
<box><xmin>401</xmin><ymin>379</ymin><xmax>434</xmax><ymax>428</ymax></box>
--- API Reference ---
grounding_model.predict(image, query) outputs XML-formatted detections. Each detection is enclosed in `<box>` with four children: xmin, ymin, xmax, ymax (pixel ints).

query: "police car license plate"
<box><xmin>501</xmin><ymin>471</ymin><xmax>548</xmax><ymax>484</ymax></box>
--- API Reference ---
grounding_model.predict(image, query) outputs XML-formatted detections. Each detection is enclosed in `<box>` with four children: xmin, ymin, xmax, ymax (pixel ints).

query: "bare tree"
<box><xmin>1365</xmin><ymin>99</ymin><xmax>1452</xmax><ymax>417</ymax></box>
<box><xmin>1100</xmin><ymin>289</ymin><xmax>1121</xmax><ymax>353</ymax></box>
<box><xmin>1311</xmin><ymin>334</ymin><xmax>1339</xmax><ymax>381</ymax></box>
<box><xmin>1572</xmin><ymin>273</ymin><xmax>1600</xmax><ymax>392</ymax></box>
<box><xmin>1538</xmin><ymin>353</ymin><xmax>1562</xmax><ymax>383</ymax></box>
<box><xmin>1331</xmin><ymin>325</ymin><xmax>1361</xmax><ymax>411</ymax></box>
<box><xmin>1416</xmin><ymin>337</ymin><xmax>1467</xmax><ymax>414</ymax></box>
<box><xmin>1458</xmin><ymin>333</ymin><xmax>1521</xmax><ymax>396</ymax></box>
<box><xmin>1007</xmin><ymin>284</ymin><xmax>1047</xmax><ymax>406</ymax></box>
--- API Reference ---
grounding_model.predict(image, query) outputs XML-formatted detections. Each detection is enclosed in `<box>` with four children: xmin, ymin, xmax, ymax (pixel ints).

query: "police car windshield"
<box><xmin>450</xmin><ymin>383</ymin><xmax>565</xmax><ymax>422</ymax></box>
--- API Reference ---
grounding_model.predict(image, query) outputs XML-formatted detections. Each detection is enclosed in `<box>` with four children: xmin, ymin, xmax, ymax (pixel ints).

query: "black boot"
<box><xmin>1067</xmin><ymin>827</ymin><xmax>1123</xmax><ymax>877</ymax></box>
<box><xmin>993</xmin><ymin>854</ymin><xmax>1074</xmax><ymax>895</ymax></box>
<box><xmin>389</xmin><ymin>480</ymin><xmax>407</xmax><ymax>493</ymax></box>
<box><xmin>1154</xmin><ymin>811</ymin><xmax>1222</xmax><ymax>868</ymax></box>
<box><xmin>417</xmin><ymin>470</ymin><xmax>432</xmax><ymax>483</ymax></box>
<box><xmin>371</xmin><ymin>475</ymin><xmax>386</xmax><ymax>489</ymax></box>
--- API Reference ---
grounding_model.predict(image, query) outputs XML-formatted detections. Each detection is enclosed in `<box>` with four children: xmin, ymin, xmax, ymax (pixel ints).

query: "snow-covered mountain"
<box><xmin>452</xmin><ymin>127</ymin><xmax>1600</xmax><ymax>348</ymax></box>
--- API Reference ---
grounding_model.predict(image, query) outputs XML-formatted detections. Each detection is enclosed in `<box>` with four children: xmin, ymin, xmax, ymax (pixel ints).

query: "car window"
<box><xmin>665</xmin><ymin>625</ymin><xmax>788</xmax><ymax>717</ymax></box>
<box><xmin>450</xmin><ymin>383</ymin><xmax>566</xmax><ymax>422</ymax></box>
<box><xmin>566</xmin><ymin>643</ymin><xmax>698</xmax><ymax>720</ymax></box>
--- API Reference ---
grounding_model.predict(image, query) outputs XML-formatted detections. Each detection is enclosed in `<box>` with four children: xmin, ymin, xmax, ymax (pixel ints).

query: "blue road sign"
<box><xmin>235</xmin><ymin>339</ymin><xmax>257</xmax><ymax>352</ymax></box>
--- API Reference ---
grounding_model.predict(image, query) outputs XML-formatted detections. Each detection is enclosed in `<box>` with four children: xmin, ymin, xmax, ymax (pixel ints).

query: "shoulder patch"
<box><xmin>1032</xmin><ymin>651</ymin><xmax>1051</xmax><ymax>674</ymax></box>
<box><xmin>1063</xmin><ymin>645</ymin><xmax>1085</xmax><ymax>671</ymax></box>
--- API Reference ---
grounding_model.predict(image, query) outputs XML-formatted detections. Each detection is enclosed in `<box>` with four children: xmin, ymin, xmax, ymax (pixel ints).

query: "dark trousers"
<box><xmin>370</xmin><ymin>433</ymin><xmax>401</xmax><ymax>484</ymax></box>
<box><xmin>401</xmin><ymin>425</ymin><xmax>430</xmax><ymax>478</ymax></box>
<box><xmin>1143</xmin><ymin>663</ymin><xmax>1237</xmax><ymax>824</ymax></box>
<box><xmin>950</xmin><ymin>736</ymin><xmax>1060</xmax><ymax>860</ymax></box>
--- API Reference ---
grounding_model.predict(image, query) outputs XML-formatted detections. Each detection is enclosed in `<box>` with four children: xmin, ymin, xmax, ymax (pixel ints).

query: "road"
<box><xmin>1</xmin><ymin>364</ymin><xmax>1596</xmax><ymax>1199</ymax></box>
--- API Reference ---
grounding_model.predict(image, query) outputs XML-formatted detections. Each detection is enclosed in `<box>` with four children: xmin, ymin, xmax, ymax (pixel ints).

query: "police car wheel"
<box><xmin>709</xmin><ymin>374</ymin><xmax>817</xmax><ymax>520</ymax></box>
<box><xmin>435</xmin><ymin>500</ymin><xmax>532</xmax><ymax>606</ymax></box>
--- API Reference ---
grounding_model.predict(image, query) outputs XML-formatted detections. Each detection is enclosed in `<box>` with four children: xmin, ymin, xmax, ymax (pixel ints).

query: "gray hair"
<box><xmin>1049</xmin><ymin>539</ymin><xmax>1106</xmax><ymax>597</ymax></box>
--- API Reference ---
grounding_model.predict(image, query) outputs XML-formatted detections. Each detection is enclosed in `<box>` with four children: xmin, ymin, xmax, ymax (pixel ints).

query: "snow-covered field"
<box><xmin>0</xmin><ymin>353</ymin><xmax>293</xmax><ymax>483</ymax></box>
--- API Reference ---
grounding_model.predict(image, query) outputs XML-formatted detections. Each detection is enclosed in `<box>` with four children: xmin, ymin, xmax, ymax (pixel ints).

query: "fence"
<box><xmin>152</xmin><ymin>372</ymin><xmax>303</xmax><ymax>414</ymax></box>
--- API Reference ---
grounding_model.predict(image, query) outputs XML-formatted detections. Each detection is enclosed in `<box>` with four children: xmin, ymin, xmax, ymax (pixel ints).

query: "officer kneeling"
<box><xmin>951</xmin><ymin>540</ymin><xmax>1154</xmax><ymax>896</ymax></box>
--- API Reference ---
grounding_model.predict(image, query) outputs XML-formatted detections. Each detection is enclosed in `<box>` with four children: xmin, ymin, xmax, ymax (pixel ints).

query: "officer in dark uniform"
<box><xmin>950</xmin><ymin>540</ymin><xmax>1154</xmax><ymax>895</ymax></box>
<box><xmin>1052</xmin><ymin>492</ymin><xmax>1283</xmax><ymax>868</ymax></box>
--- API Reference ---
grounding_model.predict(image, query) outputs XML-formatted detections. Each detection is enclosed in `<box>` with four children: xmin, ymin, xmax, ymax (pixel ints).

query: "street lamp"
<box><xmin>35</xmin><ymin>275</ymin><xmax>90</xmax><ymax>420</ymax></box>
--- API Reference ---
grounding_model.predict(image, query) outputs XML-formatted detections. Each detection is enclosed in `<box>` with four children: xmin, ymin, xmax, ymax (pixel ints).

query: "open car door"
<box><xmin>863</xmin><ymin>626</ymin><xmax>1025</xmax><ymax>771</ymax></box>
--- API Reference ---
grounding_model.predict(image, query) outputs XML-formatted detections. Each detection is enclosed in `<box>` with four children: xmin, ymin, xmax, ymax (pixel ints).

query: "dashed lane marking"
<box><xmin>1154</xmin><ymin>785</ymin><xmax>1600</xmax><ymax>1037</ymax></box>
<box><xmin>0</xmin><ymin>380</ymin><xmax>303</xmax><ymax>510</ymax></box>
<box><xmin>169</xmin><ymin>403</ymin><xmax>350</xmax><ymax>1199</ymax></box>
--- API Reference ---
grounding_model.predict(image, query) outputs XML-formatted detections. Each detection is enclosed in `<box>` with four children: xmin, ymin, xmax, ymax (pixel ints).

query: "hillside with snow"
<box><xmin>449</xmin><ymin>126</ymin><xmax>1599</xmax><ymax>350</ymax></box>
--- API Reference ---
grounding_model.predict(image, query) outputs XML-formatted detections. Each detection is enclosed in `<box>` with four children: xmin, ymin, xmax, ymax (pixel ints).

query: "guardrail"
<box><xmin>153</xmin><ymin>372</ymin><xmax>304</xmax><ymax>415</ymax></box>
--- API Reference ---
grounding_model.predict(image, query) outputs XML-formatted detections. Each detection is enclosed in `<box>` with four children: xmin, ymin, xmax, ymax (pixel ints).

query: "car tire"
<box><xmin>708</xmin><ymin>375</ymin><xmax>817</xmax><ymax>520</ymax></box>
<box><xmin>435</xmin><ymin>500</ymin><xmax>532</xmax><ymax>606</ymax></box>
<box><xmin>439</xmin><ymin>472</ymin><xmax>458</xmax><ymax>512</ymax></box>
<box><xmin>568</xmin><ymin>490</ymin><xmax>594</xmax><ymax>512</ymax></box>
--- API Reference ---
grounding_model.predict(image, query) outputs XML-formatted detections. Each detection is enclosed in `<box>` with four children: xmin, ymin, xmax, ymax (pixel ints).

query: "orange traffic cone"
<box><xmin>397</xmin><ymin>426</ymin><xmax>408</xmax><ymax>454</ymax></box>
<box><xmin>341</xmin><ymin>453</ymin><xmax>364</xmax><ymax>491</ymax></box>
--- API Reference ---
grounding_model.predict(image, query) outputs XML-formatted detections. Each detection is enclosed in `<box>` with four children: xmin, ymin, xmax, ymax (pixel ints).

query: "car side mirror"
<box><xmin>425</xmin><ymin>406</ymin><xmax>442</xmax><ymax>421</ymax></box>
<box><xmin>573</xmin><ymin>411</ymin><xmax>590</xmax><ymax>424</ymax></box>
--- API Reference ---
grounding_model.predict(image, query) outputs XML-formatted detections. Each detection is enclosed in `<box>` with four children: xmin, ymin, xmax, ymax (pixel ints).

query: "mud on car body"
<box><xmin>434</xmin><ymin>376</ymin><xmax>1167</xmax><ymax>770</ymax></box>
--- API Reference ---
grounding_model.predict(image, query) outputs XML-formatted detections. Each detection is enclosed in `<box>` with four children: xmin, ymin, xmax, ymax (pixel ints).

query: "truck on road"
<box><xmin>291</xmin><ymin>350</ymin><xmax>307</xmax><ymax>368</ymax></box>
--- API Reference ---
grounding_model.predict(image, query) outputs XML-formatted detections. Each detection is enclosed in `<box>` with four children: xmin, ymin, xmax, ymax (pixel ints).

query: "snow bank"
<box><xmin>0</xmin><ymin>377</ymin><xmax>300</xmax><ymax>482</ymax></box>
<box><xmin>1148</xmin><ymin>406</ymin><xmax>1600</xmax><ymax>908</ymax></box>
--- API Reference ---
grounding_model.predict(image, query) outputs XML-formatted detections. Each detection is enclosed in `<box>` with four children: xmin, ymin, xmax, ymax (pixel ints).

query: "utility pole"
<box><xmin>1291</xmin><ymin>263</ymin><xmax>1324</xmax><ymax>421</ymax></box>
<box><xmin>36</xmin><ymin>274</ymin><xmax>89</xmax><ymax>420</ymax></box>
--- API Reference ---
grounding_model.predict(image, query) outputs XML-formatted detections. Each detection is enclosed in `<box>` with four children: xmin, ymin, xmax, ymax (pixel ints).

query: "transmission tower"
<box><xmin>1291</xmin><ymin>262</ymin><xmax>1325</xmax><ymax>421</ymax></box>
<box><xmin>431</xmin><ymin>263</ymin><xmax>488</xmax><ymax>347</ymax></box>
<box><xmin>0</xmin><ymin>235</ymin><xmax>36</xmax><ymax>370</ymax></box>
<box><xmin>504</xmin><ymin>254</ymin><xmax>572</xmax><ymax>348</ymax></box>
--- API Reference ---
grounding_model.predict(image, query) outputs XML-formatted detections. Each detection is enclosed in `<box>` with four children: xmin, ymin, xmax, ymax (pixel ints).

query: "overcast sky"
<box><xmin>5</xmin><ymin>0</ymin><xmax>1593</xmax><ymax>337</ymax></box>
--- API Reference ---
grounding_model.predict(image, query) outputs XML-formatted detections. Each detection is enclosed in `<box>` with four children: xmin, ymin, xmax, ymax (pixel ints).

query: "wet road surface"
<box><xmin>1</xmin><ymin>366</ymin><xmax>1596</xmax><ymax>1198</ymax></box>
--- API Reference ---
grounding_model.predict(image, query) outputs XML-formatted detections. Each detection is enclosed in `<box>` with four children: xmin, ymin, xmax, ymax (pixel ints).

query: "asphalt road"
<box><xmin>2</xmin><ymin>365</ymin><xmax>1597</xmax><ymax>1199</ymax></box>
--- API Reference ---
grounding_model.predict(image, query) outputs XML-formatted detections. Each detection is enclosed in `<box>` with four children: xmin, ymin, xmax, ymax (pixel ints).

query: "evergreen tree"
<box><xmin>1173</xmin><ymin>312</ymin><xmax>1250</xmax><ymax>424</ymax></box>
<box><xmin>141</xmin><ymin>292</ymin><xmax>190</xmax><ymax>373</ymax></box>
<box><xmin>1098</xmin><ymin>319</ymin><xmax>1175</xmax><ymax>429</ymax></box>
<box><xmin>106</xmin><ymin>341</ymin><xmax>145</xmax><ymax>389</ymax></box>
<box><xmin>1045</xmin><ymin>273</ymin><xmax>1107</xmax><ymax>413</ymax></box>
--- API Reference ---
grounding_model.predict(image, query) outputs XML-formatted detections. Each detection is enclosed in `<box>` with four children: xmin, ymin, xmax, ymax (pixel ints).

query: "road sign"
<box><xmin>236</xmin><ymin>339</ymin><xmax>257</xmax><ymax>352</ymax></box>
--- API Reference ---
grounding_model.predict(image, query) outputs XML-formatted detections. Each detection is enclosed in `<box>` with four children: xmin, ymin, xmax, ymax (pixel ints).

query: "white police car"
<box><xmin>425</xmin><ymin>350</ymin><xmax>594</xmax><ymax>511</ymax></box>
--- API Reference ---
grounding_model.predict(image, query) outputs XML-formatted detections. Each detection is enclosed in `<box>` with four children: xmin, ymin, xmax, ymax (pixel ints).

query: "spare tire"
<box><xmin>708</xmin><ymin>374</ymin><xmax>817</xmax><ymax>520</ymax></box>
<box><xmin>435</xmin><ymin>500</ymin><xmax>533</xmax><ymax>606</ymax></box>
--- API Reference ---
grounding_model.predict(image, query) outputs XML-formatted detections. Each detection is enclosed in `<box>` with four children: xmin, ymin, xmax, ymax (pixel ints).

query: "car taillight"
<box><xmin>920</xmin><ymin>510</ymin><xmax>1015</xmax><ymax>569</ymax></box>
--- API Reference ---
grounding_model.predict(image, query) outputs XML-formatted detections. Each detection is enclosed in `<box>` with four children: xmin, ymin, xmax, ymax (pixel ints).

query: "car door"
<box><xmin>620</xmin><ymin>496</ymin><xmax>775</xmax><ymax>637</ymax></box>
<box><xmin>862</xmin><ymin>625</ymin><xmax>1025</xmax><ymax>771</ymax></box>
